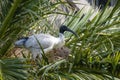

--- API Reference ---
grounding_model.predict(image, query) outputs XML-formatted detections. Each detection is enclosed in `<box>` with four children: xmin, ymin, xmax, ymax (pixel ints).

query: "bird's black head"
<box><xmin>60</xmin><ymin>25</ymin><xmax>68</xmax><ymax>34</ymax></box>
<box><xmin>59</xmin><ymin>25</ymin><xmax>79</xmax><ymax>37</ymax></box>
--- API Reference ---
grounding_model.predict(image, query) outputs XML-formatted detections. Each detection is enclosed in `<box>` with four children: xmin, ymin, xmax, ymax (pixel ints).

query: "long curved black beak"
<box><xmin>66</xmin><ymin>28</ymin><xmax>79</xmax><ymax>38</ymax></box>
<box><xmin>60</xmin><ymin>25</ymin><xmax>79</xmax><ymax>38</ymax></box>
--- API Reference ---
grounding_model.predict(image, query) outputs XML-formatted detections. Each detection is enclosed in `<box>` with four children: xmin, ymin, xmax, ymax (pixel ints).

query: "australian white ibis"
<box><xmin>15</xmin><ymin>25</ymin><xmax>78</xmax><ymax>59</ymax></box>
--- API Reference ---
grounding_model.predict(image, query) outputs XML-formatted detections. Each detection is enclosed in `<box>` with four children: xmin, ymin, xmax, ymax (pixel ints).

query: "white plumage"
<box><xmin>15</xmin><ymin>25</ymin><xmax>78</xmax><ymax>59</ymax></box>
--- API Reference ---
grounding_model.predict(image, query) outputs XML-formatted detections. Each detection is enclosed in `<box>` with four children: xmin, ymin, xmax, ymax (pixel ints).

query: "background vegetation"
<box><xmin>0</xmin><ymin>0</ymin><xmax>120</xmax><ymax>80</ymax></box>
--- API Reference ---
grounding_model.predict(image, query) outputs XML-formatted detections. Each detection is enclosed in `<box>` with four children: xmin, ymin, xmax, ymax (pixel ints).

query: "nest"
<box><xmin>10</xmin><ymin>46</ymin><xmax>71</xmax><ymax>62</ymax></box>
<box><xmin>46</xmin><ymin>46</ymin><xmax>71</xmax><ymax>62</ymax></box>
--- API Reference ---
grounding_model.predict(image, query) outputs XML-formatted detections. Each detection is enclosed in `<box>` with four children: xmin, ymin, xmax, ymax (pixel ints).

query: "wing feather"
<box><xmin>25</xmin><ymin>34</ymin><xmax>56</xmax><ymax>49</ymax></box>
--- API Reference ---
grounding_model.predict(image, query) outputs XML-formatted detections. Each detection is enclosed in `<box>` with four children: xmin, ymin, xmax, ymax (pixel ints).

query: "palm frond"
<box><xmin>35</xmin><ymin>0</ymin><xmax>120</xmax><ymax>79</ymax></box>
<box><xmin>0</xmin><ymin>0</ymin><xmax>120</xmax><ymax>80</ymax></box>
<box><xmin>0</xmin><ymin>58</ymin><xmax>30</xmax><ymax>80</ymax></box>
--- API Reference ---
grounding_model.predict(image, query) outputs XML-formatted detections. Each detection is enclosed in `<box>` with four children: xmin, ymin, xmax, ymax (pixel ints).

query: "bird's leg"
<box><xmin>30</xmin><ymin>48</ymin><xmax>40</xmax><ymax>59</ymax></box>
<box><xmin>38</xmin><ymin>53</ymin><xmax>42</xmax><ymax>58</ymax></box>
<box><xmin>32</xmin><ymin>52</ymin><xmax>38</xmax><ymax>59</ymax></box>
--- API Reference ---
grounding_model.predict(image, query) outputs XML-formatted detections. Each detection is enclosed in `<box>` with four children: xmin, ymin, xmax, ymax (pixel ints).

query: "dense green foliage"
<box><xmin>0</xmin><ymin>0</ymin><xmax>120</xmax><ymax>80</ymax></box>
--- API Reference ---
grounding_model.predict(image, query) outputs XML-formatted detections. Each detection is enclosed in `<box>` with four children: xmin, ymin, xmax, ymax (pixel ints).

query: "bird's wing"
<box><xmin>25</xmin><ymin>34</ymin><xmax>56</xmax><ymax>49</ymax></box>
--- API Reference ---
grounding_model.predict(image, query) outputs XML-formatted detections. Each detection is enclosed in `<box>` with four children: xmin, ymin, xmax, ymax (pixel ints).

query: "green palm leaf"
<box><xmin>35</xmin><ymin>0</ymin><xmax>120</xmax><ymax>79</ymax></box>
<box><xmin>0</xmin><ymin>0</ymin><xmax>120</xmax><ymax>80</ymax></box>
<box><xmin>0</xmin><ymin>58</ymin><xmax>30</xmax><ymax>80</ymax></box>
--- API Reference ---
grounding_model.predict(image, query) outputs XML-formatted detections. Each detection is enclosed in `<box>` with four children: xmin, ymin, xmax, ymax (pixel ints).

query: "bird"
<box><xmin>14</xmin><ymin>25</ymin><xmax>78</xmax><ymax>59</ymax></box>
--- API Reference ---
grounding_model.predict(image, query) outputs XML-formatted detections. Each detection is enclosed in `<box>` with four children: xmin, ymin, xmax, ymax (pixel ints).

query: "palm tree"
<box><xmin>0</xmin><ymin>0</ymin><xmax>120</xmax><ymax>80</ymax></box>
<box><xmin>33</xmin><ymin>1</ymin><xmax>120</xmax><ymax>80</ymax></box>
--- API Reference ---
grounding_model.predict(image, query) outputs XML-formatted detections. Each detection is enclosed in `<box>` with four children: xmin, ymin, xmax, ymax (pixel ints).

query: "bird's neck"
<box><xmin>59</xmin><ymin>33</ymin><xmax>64</xmax><ymax>40</ymax></box>
<box><xmin>54</xmin><ymin>33</ymin><xmax>65</xmax><ymax>48</ymax></box>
